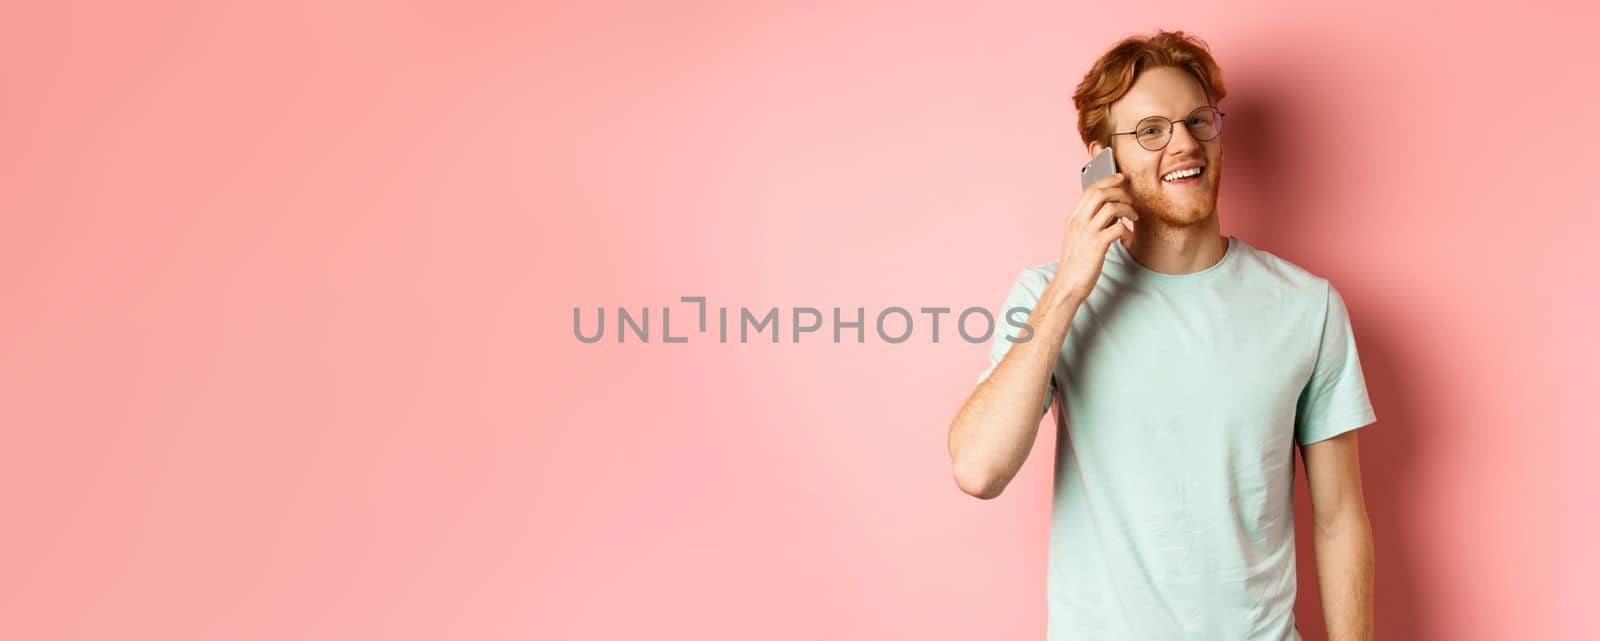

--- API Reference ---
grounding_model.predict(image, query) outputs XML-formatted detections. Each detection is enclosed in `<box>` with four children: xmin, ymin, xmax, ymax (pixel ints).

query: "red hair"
<box><xmin>1072</xmin><ymin>30</ymin><xmax>1227</xmax><ymax>150</ymax></box>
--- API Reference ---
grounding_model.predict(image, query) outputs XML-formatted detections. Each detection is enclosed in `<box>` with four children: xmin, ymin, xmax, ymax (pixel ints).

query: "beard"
<box><xmin>1130</xmin><ymin>164</ymin><xmax>1221</xmax><ymax>228</ymax></box>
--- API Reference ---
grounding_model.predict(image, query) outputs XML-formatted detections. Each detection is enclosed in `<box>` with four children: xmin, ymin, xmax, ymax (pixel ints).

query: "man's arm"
<box><xmin>945</xmin><ymin>282</ymin><xmax>1082</xmax><ymax>500</ymax></box>
<box><xmin>1302</xmin><ymin>429</ymin><xmax>1375</xmax><ymax>641</ymax></box>
<box><xmin>948</xmin><ymin>170</ymin><xmax>1134</xmax><ymax>500</ymax></box>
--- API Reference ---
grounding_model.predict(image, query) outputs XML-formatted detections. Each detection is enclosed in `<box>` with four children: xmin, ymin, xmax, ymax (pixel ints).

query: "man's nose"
<box><xmin>1167</xmin><ymin>122</ymin><xmax>1202</xmax><ymax>154</ymax></box>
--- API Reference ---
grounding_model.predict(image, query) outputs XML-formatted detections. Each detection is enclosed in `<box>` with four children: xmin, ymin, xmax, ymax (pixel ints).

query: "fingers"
<box><xmin>1089</xmin><ymin>200</ymin><xmax>1136</xmax><ymax>231</ymax></box>
<box><xmin>1098</xmin><ymin>216</ymin><xmax>1130</xmax><ymax>243</ymax></box>
<box><xmin>1088</xmin><ymin>173</ymin><xmax>1125</xmax><ymax>191</ymax></box>
<box><xmin>1074</xmin><ymin>176</ymin><xmax>1132</xmax><ymax>228</ymax></box>
<box><xmin>1087</xmin><ymin>200</ymin><xmax>1115</xmax><ymax>230</ymax></box>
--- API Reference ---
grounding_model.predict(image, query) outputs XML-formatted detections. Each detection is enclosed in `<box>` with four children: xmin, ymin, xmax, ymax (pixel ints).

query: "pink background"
<box><xmin>3</xmin><ymin>2</ymin><xmax>1596</xmax><ymax>640</ymax></box>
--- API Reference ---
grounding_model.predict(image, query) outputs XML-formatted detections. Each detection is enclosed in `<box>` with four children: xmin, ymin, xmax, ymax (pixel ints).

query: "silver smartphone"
<box><xmin>1080</xmin><ymin>147</ymin><xmax>1127</xmax><ymax>227</ymax></box>
<box><xmin>1080</xmin><ymin>146</ymin><xmax>1117</xmax><ymax>191</ymax></box>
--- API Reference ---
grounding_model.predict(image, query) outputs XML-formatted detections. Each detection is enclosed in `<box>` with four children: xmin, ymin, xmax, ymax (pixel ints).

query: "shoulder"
<box><xmin>1022</xmin><ymin>260</ymin><xmax>1060</xmax><ymax>285</ymax></box>
<box><xmin>995</xmin><ymin>260</ymin><xmax>1059</xmax><ymax>299</ymax></box>
<box><xmin>1230</xmin><ymin>236</ymin><xmax>1335</xmax><ymax>302</ymax></box>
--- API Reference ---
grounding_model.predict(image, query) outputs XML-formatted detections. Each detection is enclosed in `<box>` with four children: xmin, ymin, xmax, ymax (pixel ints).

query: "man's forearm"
<box><xmin>1314</xmin><ymin>512</ymin><xmax>1375</xmax><ymax>641</ymax></box>
<box><xmin>947</xmin><ymin>282</ymin><xmax>1082</xmax><ymax>499</ymax></box>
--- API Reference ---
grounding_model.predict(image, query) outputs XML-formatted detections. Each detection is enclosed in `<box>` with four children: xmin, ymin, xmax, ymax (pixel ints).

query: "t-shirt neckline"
<box><xmin>1111</xmin><ymin>234</ymin><xmax>1237</xmax><ymax>281</ymax></box>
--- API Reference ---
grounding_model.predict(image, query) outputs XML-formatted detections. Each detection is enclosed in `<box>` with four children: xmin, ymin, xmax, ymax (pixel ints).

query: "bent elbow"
<box><xmin>952</xmin><ymin>461</ymin><xmax>1007</xmax><ymax>500</ymax></box>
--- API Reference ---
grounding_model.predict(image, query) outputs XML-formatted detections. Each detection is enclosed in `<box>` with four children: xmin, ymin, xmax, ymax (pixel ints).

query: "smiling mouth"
<box><xmin>1162</xmin><ymin>166</ymin><xmax>1205</xmax><ymax>184</ymax></box>
<box><xmin>1164</xmin><ymin>167</ymin><xmax>1203</xmax><ymax>182</ymax></box>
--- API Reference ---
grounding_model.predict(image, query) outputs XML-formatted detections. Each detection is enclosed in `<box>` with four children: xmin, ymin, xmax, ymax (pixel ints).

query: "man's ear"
<box><xmin>1088</xmin><ymin>140</ymin><xmax>1105</xmax><ymax>157</ymax></box>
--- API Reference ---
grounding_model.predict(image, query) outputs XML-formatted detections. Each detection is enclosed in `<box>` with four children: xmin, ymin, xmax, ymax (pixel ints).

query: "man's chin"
<box><xmin>1147</xmin><ymin>212</ymin><xmax>1210</xmax><ymax>228</ymax></box>
<box><xmin>1143</xmin><ymin>198</ymin><xmax>1216</xmax><ymax>228</ymax></box>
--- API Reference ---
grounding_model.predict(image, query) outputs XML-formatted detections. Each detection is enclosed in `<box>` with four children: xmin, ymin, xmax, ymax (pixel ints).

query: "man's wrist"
<box><xmin>1039</xmin><ymin>281</ymin><xmax>1086</xmax><ymax>313</ymax></box>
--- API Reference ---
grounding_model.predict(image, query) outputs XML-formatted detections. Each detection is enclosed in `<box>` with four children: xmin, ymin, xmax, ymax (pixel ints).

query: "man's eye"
<box><xmin>1140</xmin><ymin>127</ymin><xmax>1160</xmax><ymax>135</ymax></box>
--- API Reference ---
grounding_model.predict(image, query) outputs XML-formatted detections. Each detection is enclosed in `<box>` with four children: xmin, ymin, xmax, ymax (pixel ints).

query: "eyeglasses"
<box><xmin>1109</xmin><ymin>105</ymin><xmax>1225</xmax><ymax>151</ymax></box>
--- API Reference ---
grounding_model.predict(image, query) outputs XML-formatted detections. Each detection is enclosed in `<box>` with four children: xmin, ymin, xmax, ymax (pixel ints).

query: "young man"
<box><xmin>946</xmin><ymin>31</ymin><xmax>1377</xmax><ymax>641</ymax></box>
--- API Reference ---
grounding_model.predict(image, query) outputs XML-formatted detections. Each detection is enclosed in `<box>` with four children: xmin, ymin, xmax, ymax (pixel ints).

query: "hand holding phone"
<box><xmin>1053</xmin><ymin>147</ymin><xmax>1137</xmax><ymax>302</ymax></box>
<box><xmin>1079</xmin><ymin>147</ymin><xmax>1130</xmax><ymax>227</ymax></box>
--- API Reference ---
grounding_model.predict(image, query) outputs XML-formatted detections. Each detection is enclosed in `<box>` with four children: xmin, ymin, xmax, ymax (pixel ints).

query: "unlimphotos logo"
<box><xmin>574</xmin><ymin>296</ymin><xmax>1036</xmax><ymax>345</ymax></box>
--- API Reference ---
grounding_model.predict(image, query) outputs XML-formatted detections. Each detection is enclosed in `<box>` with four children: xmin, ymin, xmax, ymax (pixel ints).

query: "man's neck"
<box><xmin>1118</xmin><ymin>216</ymin><xmax>1228</xmax><ymax>276</ymax></box>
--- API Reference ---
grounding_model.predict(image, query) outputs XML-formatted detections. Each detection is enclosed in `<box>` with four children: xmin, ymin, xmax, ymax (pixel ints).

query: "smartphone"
<box><xmin>1080</xmin><ymin>146</ymin><xmax>1117</xmax><ymax>191</ymax></box>
<box><xmin>1079</xmin><ymin>147</ymin><xmax>1129</xmax><ymax>228</ymax></box>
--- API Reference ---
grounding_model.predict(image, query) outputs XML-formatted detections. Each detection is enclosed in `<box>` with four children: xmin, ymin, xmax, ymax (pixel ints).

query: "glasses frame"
<box><xmin>1109</xmin><ymin>105</ymin><xmax>1226</xmax><ymax>151</ymax></box>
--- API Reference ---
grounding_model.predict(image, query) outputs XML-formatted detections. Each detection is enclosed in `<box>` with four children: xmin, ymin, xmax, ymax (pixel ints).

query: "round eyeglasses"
<box><xmin>1109</xmin><ymin>105</ymin><xmax>1225</xmax><ymax>151</ymax></box>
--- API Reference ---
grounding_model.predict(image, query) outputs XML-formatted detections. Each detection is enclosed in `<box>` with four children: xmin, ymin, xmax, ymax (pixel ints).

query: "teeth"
<box><xmin>1163</xmin><ymin>167</ymin><xmax>1202</xmax><ymax>182</ymax></box>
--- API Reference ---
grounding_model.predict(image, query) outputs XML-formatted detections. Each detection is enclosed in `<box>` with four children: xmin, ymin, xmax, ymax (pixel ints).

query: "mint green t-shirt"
<box><xmin>975</xmin><ymin>234</ymin><xmax>1376</xmax><ymax>641</ymax></box>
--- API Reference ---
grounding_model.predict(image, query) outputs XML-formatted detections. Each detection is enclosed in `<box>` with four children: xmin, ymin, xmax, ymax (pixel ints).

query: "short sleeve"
<box><xmin>974</xmin><ymin>267</ymin><xmax>1057</xmax><ymax>417</ymax></box>
<box><xmin>1294</xmin><ymin>282</ymin><xmax>1377</xmax><ymax>446</ymax></box>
